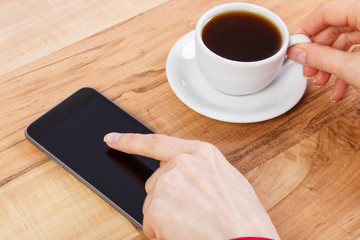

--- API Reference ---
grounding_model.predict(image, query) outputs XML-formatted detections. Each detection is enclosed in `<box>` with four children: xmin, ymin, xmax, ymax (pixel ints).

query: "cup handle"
<box><xmin>283</xmin><ymin>34</ymin><xmax>312</xmax><ymax>68</ymax></box>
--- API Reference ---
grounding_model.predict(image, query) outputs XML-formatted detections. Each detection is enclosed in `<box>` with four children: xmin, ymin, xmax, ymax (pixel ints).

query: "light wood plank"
<box><xmin>0</xmin><ymin>0</ymin><xmax>167</xmax><ymax>76</ymax></box>
<box><xmin>0</xmin><ymin>160</ymin><xmax>140</xmax><ymax>239</ymax></box>
<box><xmin>246</xmin><ymin>111</ymin><xmax>360</xmax><ymax>239</ymax></box>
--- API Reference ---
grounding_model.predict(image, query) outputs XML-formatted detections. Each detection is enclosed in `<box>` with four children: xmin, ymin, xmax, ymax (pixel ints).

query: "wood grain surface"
<box><xmin>0</xmin><ymin>0</ymin><xmax>359</xmax><ymax>239</ymax></box>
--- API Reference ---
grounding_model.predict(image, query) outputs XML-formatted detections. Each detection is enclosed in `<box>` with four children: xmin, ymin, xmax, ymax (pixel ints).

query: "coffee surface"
<box><xmin>202</xmin><ymin>11</ymin><xmax>282</xmax><ymax>62</ymax></box>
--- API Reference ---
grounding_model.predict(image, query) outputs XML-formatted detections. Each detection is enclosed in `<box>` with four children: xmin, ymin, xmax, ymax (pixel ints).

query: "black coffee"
<box><xmin>202</xmin><ymin>10</ymin><xmax>282</xmax><ymax>62</ymax></box>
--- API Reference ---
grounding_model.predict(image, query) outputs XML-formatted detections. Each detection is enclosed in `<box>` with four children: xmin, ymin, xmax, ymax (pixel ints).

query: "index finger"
<box><xmin>103</xmin><ymin>133</ymin><xmax>204</xmax><ymax>162</ymax></box>
<box><xmin>293</xmin><ymin>1</ymin><xmax>360</xmax><ymax>36</ymax></box>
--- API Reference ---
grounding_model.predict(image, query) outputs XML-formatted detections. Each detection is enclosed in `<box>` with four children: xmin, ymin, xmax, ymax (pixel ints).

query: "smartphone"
<box><xmin>25</xmin><ymin>87</ymin><xmax>159</xmax><ymax>228</ymax></box>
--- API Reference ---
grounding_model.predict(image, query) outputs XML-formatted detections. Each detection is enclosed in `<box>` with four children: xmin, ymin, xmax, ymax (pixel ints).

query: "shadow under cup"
<box><xmin>195</xmin><ymin>3</ymin><xmax>291</xmax><ymax>96</ymax></box>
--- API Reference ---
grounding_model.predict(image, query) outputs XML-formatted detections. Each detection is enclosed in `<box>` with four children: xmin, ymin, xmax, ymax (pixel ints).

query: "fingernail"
<box><xmin>288</xmin><ymin>48</ymin><xmax>307</xmax><ymax>64</ymax></box>
<box><xmin>331</xmin><ymin>95</ymin><xmax>338</xmax><ymax>103</ymax></box>
<box><xmin>331</xmin><ymin>87</ymin><xmax>338</xmax><ymax>102</ymax></box>
<box><xmin>104</xmin><ymin>132</ymin><xmax>121</xmax><ymax>143</ymax></box>
<box><xmin>313</xmin><ymin>77</ymin><xmax>321</xmax><ymax>87</ymax></box>
<box><xmin>331</xmin><ymin>92</ymin><xmax>341</xmax><ymax>103</ymax></box>
<box><xmin>313</xmin><ymin>77</ymin><xmax>317</xmax><ymax>85</ymax></box>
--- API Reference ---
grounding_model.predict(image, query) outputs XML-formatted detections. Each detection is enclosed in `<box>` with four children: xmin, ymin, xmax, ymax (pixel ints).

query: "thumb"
<box><xmin>288</xmin><ymin>43</ymin><xmax>360</xmax><ymax>90</ymax></box>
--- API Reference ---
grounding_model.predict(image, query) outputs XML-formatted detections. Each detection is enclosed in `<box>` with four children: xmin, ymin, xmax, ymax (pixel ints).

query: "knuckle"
<box><xmin>318</xmin><ymin>1</ymin><xmax>334</xmax><ymax>13</ymax></box>
<box><xmin>155</xmin><ymin>169</ymin><xmax>186</xmax><ymax>193</ymax></box>
<box><xmin>146</xmin><ymin>134</ymin><xmax>163</xmax><ymax>147</ymax></box>
<box><xmin>145</xmin><ymin>175</ymin><xmax>155</xmax><ymax>193</ymax></box>
<box><xmin>157</xmin><ymin>169</ymin><xmax>176</xmax><ymax>185</ymax></box>
<box><xmin>193</xmin><ymin>140</ymin><xmax>219</xmax><ymax>156</ymax></box>
<box><xmin>145</xmin><ymin>198</ymin><xmax>164</xmax><ymax>219</ymax></box>
<box><xmin>146</xmin><ymin>134</ymin><xmax>169</xmax><ymax>148</ymax></box>
<box><xmin>173</xmin><ymin>152</ymin><xmax>191</xmax><ymax>163</ymax></box>
<box><xmin>356</xmin><ymin>17</ymin><xmax>360</xmax><ymax>32</ymax></box>
<box><xmin>339</xmin><ymin>33</ymin><xmax>355</xmax><ymax>49</ymax></box>
<box><xmin>344</xmin><ymin>54</ymin><xmax>360</xmax><ymax>88</ymax></box>
<box><xmin>142</xmin><ymin>194</ymin><xmax>151</xmax><ymax>214</ymax></box>
<box><xmin>142</xmin><ymin>134</ymin><xmax>166</xmax><ymax>155</ymax></box>
<box><xmin>318</xmin><ymin>2</ymin><xmax>329</xmax><ymax>9</ymax></box>
<box><xmin>314</xmin><ymin>49</ymin><xmax>326</xmax><ymax>70</ymax></box>
<box><xmin>316</xmin><ymin>3</ymin><xmax>328</xmax><ymax>21</ymax></box>
<box><xmin>307</xmin><ymin>45</ymin><xmax>328</xmax><ymax>71</ymax></box>
<box><xmin>171</xmin><ymin>153</ymin><xmax>194</xmax><ymax>171</ymax></box>
<box><xmin>118</xmin><ymin>133</ymin><xmax>137</xmax><ymax>146</ymax></box>
<box><xmin>351</xmin><ymin>2</ymin><xmax>360</xmax><ymax>30</ymax></box>
<box><xmin>328</xmin><ymin>28</ymin><xmax>342</xmax><ymax>43</ymax></box>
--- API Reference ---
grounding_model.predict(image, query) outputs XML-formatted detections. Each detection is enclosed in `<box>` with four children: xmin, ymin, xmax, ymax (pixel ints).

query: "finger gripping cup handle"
<box><xmin>283</xmin><ymin>34</ymin><xmax>311</xmax><ymax>67</ymax></box>
<box><xmin>289</xmin><ymin>34</ymin><xmax>311</xmax><ymax>47</ymax></box>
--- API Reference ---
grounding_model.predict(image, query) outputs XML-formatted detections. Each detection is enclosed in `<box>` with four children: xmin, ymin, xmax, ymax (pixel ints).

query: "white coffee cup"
<box><xmin>195</xmin><ymin>3</ymin><xmax>311</xmax><ymax>95</ymax></box>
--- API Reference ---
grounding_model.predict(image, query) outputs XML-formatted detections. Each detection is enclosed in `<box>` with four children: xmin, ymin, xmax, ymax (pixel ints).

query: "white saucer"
<box><xmin>166</xmin><ymin>31</ymin><xmax>307</xmax><ymax>123</ymax></box>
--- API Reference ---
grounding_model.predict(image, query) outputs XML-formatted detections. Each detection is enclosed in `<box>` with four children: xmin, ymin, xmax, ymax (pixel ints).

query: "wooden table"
<box><xmin>1</xmin><ymin>0</ymin><xmax>359</xmax><ymax>239</ymax></box>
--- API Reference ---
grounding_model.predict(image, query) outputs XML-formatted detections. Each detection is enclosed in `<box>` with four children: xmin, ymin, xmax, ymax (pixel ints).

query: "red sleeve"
<box><xmin>231</xmin><ymin>238</ymin><xmax>274</xmax><ymax>240</ymax></box>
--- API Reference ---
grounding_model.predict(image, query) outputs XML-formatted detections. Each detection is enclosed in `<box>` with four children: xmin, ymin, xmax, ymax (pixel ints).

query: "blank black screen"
<box><xmin>29</xmin><ymin>88</ymin><xmax>159</xmax><ymax>226</ymax></box>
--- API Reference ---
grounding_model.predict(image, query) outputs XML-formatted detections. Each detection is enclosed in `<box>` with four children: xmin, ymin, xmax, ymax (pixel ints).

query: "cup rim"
<box><xmin>195</xmin><ymin>3</ymin><xmax>290</xmax><ymax>65</ymax></box>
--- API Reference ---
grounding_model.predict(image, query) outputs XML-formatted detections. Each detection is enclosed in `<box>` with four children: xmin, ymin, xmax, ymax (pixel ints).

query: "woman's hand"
<box><xmin>288</xmin><ymin>0</ymin><xmax>360</xmax><ymax>101</ymax></box>
<box><xmin>104</xmin><ymin>133</ymin><xmax>280</xmax><ymax>240</ymax></box>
